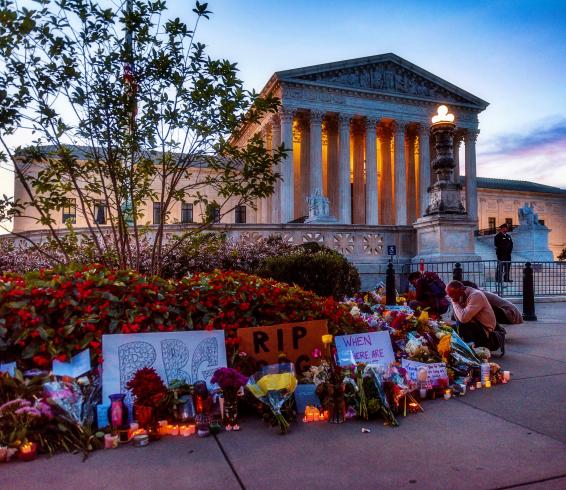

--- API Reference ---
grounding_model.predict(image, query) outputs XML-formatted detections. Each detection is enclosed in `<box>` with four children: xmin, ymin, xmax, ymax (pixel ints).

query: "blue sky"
<box><xmin>2</xmin><ymin>0</ymin><xmax>566</xmax><ymax>205</ymax></box>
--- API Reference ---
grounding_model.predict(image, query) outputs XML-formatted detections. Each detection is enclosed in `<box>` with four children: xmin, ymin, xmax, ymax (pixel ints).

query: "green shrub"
<box><xmin>256</xmin><ymin>242</ymin><xmax>361</xmax><ymax>299</ymax></box>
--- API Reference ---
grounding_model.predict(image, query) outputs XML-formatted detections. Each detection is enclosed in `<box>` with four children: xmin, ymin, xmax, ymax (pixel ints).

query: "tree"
<box><xmin>0</xmin><ymin>0</ymin><xmax>283</xmax><ymax>273</ymax></box>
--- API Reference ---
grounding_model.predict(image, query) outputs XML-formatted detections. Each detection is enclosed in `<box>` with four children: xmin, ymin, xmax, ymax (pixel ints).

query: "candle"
<box><xmin>419</xmin><ymin>388</ymin><xmax>427</xmax><ymax>399</ymax></box>
<box><xmin>180</xmin><ymin>425</ymin><xmax>192</xmax><ymax>437</ymax></box>
<box><xmin>169</xmin><ymin>425</ymin><xmax>179</xmax><ymax>436</ymax></box>
<box><xmin>444</xmin><ymin>389</ymin><xmax>451</xmax><ymax>400</ymax></box>
<box><xmin>133</xmin><ymin>434</ymin><xmax>149</xmax><ymax>447</ymax></box>
<box><xmin>476</xmin><ymin>381</ymin><xmax>482</xmax><ymax>389</ymax></box>
<box><xmin>485</xmin><ymin>380</ymin><xmax>492</xmax><ymax>388</ymax></box>
<box><xmin>503</xmin><ymin>371</ymin><xmax>511</xmax><ymax>381</ymax></box>
<box><xmin>130</xmin><ymin>422</ymin><xmax>139</xmax><ymax>432</ymax></box>
<box><xmin>104</xmin><ymin>434</ymin><xmax>119</xmax><ymax>449</ymax></box>
<box><xmin>158</xmin><ymin>420</ymin><xmax>168</xmax><ymax>428</ymax></box>
<box><xmin>469</xmin><ymin>385</ymin><xmax>475</xmax><ymax>391</ymax></box>
<box><xmin>0</xmin><ymin>446</ymin><xmax>7</xmax><ymax>462</ymax></box>
<box><xmin>459</xmin><ymin>384</ymin><xmax>466</xmax><ymax>396</ymax></box>
<box><xmin>18</xmin><ymin>442</ymin><xmax>37</xmax><ymax>462</ymax></box>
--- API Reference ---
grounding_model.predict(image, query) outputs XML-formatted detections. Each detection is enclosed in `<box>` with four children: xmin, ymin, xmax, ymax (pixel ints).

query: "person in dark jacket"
<box><xmin>494</xmin><ymin>224</ymin><xmax>513</xmax><ymax>282</ymax></box>
<box><xmin>408</xmin><ymin>271</ymin><xmax>449</xmax><ymax>317</ymax></box>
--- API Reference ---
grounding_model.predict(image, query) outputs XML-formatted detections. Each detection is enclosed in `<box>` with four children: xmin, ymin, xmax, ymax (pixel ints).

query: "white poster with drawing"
<box><xmin>102</xmin><ymin>331</ymin><xmax>227</xmax><ymax>402</ymax></box>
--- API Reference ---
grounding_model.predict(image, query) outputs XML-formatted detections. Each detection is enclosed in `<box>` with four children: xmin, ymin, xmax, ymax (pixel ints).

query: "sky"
<box><xmin>2</xmin><ymin>0</ymin><xmax>566</xmax><ymax>215</ymax></box>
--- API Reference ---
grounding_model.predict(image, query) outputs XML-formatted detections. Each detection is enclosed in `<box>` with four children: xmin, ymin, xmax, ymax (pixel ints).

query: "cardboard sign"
<box><xmin>52</xmin><ymin>349</ymin><xmax>91</xmax><ymax>378</ymax></box>
<box><xmin>294</xmin><ymin>384</ymin><xmax>320</xmax><ymax>414</ymax></box>
<box><xmin>102</xmin><ymin>330</ymin><xmax>227</xmax><ymax>403</ymax></box>
<box><xmin>401</xmin><ymin>359</ymin><xmax>449</xmax><ymax>388</ymax></box>
<box><xmin>237</xmin><ymin>320</ymin><xmax>328</xmax><ymax>365</ymax></box>
<box><xmin>335</xmin><ymin>331</ymin><xmax>395</xmax><ymax>367</ymax></box>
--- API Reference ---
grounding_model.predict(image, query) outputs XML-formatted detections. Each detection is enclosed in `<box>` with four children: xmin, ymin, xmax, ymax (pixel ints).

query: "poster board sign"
<box><xmin>237</xmin><ymin>320</ymin><xmax>328</xmax><ymax>365</ymax></box>
<box><xmin>52</xmin><ymin>349</ymin><xmax>91</xmax><ymax>378</ymax></box>
<box><xmin>102</xmin><ymin>331</ymin><xmax>226</xmax><ymax>402</ymax></box>
<box><xmin>401</xmin><ymin>359</ymin><xmax>449</xmax><ymax>388</ymax></box>
<box><xmin>335</xmin><ymin>331</ymin><xmax>395</xmax><ymax>367</ymax></box>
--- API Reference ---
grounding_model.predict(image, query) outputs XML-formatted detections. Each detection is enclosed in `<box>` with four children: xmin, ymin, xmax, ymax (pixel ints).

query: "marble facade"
<box><xmin>236</xmin><ymin>54</ymin><xmax>489</xmax><ymax>228</ymax></box>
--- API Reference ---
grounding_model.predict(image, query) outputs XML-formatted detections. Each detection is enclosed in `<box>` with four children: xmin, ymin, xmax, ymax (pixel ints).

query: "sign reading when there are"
<box><xmin>237</xmin><ymin>320</ymin><xmax>328</xmax><ymax>365</ymax></box>
<box><xmin>335</xmin><ymin>331</ymin><xmax>395</xmax><ymax>367</ymax></box>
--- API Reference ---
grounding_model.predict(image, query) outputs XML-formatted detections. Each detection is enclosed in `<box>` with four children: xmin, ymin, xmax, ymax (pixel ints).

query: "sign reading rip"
<box><xmin>237</xmin><ymin>320</ymin><xmax>328</xmax><ymax>365</ymax></box>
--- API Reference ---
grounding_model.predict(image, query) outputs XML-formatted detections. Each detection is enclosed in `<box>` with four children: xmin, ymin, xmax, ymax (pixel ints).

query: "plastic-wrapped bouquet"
<box><xmin>363</xmin><ymin>364</ymin><xmax>398</xmax><ymax>427</ymax></box>
<box><xmin>246</xmin><ymin>363</ymin><xmax>297</xmax><ymax>434</ymax></box>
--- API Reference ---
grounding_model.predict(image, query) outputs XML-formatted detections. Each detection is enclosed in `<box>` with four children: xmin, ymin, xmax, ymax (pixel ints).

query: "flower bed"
<box><xmin>0</xmin><ymin>266</ymin><xmax>367</xmax><ymax>370</ymax></box>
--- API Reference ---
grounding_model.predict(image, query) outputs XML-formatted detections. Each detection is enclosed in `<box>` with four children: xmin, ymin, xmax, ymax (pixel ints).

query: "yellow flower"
<box><xmin>437</xmin><ymin>333</ymin><xmax>452</xmax><ymax>361</ymax></box>
<box><xmin>321</xmin><ymin>334</ymin><xmax>333</xmax><ymax>345</ymax></box>
<box><xmin>418</xmin><ymin>311</ymin><xmax>429</xmax><ymax>325</ymax></box>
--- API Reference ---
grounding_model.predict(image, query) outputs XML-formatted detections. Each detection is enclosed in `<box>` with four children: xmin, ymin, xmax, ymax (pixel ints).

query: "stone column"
<box><xmin>300</xmin><ymin>118</ymin><xmax>310</xmax><ymax>216</ymax></box>
<box><xmin>309</xmin><ymin>110</ymin><xmax>324</xmax><ymax>196</ymax></box>
<box><xmin>270</xmin><ymin>115</ymin><xmax>281</xmax><ymax>223</ymax></box>
<box><xmin>352</xmin><ymin>122</ymin><xmax>365</xmax><ymax>224</ymax></box>
<box><xmin>337</xmin><ymin>114</ymin><xmax>351</xmax><ymax>224</ymax></box>
<box><xmin>279</xmin><ymin>108</ymin><xmax>295</xmax><ymax>223</ymax></box>
<box><xmin>326</xmin><ymin>117</ymin><xmax>339</xmax><ymax>219</ymax></box>
<box><xmin>260</xmin><ymin>125</ymin><xmax>271</xmax><ymax>223</ymax></box>
<box><xmin>378</xmin><ymin>125</ymin><xmax>393</xmax><ymax>224</ymax></box>
<box><xmin>464</xmin><ymin>129</ymin><xmax>479</xmax><ymax>221</ymax></box>
<box><xmin>418</xmin><ymin>123</ymin><xmax>431</xmax><ymax>217</ymax></box>
<box><xmin>365</xmin><ymin>117</ymin><xmax>379</xmax><ymax>225</ymax></box>
<box><xmin>453</xmin><ymin>132</ymin><xmax>463</xmax><ymax>184</ymax></box>
<box><xmin>393</xmin><ymin>121</ymin><xmax>407</xmax><ymax>225</ymax></box>
<box><xmin>406</xmin><ymin>130</ymin><xmax>417</xmax><ymax>224</ymax></box>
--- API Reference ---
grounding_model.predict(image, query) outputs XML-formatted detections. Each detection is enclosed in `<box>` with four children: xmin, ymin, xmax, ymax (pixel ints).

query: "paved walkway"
<box><xmin>2</xmin><ymin>302</ymin><xmax>566</xmax><ymax>490</ymax></box>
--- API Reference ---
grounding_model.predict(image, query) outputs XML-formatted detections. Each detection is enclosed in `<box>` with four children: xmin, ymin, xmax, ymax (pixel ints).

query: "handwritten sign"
<box><xmin>335</xmin><ymin>331</ymin><xmax>395</xmax><ymax>367</ymax></box>
<box><xmin>401</xmin><ymin>359</ymin><xmax>449</xmax><ymax>388</ymax></box>
<box><xmin>102</xmin><ymin>331</ymin><xmax>227</xmax><ymax>403</ymax></box>
<box><xmin>237</xmin><ymin>320</ymin><xmax>328</xmax><ymax>365</ymax></box>
<box><xmin>52</xmin><ymin>349</ymin><xmax>92</xmax><ymax>378</ymax></box>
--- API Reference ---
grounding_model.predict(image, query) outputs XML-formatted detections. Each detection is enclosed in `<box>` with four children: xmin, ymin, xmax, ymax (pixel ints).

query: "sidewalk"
<box><xmin>2</xmin><ymin>304</ymin><xmax>566</xmax><ymax>490</ymax></box>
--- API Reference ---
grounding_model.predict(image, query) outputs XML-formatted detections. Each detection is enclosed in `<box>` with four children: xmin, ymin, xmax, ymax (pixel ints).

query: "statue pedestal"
<box><xmin>304</xmin><ymin>215</ymin><xmax>338</xmax><ymax>224</ymax></box>
<box><xmin>413</xmin><ymin>214</ymin><xmax>481</xmax><ymax>263</ymax></box>
<box><xmin>512</xmin><ymin>225</ymin><xmax>554</xmax><ymax>261</ymax></box>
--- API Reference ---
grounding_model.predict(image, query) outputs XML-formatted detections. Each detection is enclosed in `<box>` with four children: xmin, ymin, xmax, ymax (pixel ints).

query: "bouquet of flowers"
<box><xmin>246</xmin><ymin>363</ymin><xmax>297</xmax><ymax>434</ymax></box>
<box><xmin>211</xmin><ymin>368</ymin><xmax>248</xmax><ymax>431</ymax></box>
<box><xmin>363</xmin><ymin>364</ymin><xmax>398</xmax><ymax>427</ymax></box>
<box><xmin>126</xmin><ymin>367</ymin><xmax>168</xmax><ymax>408</ymax></box>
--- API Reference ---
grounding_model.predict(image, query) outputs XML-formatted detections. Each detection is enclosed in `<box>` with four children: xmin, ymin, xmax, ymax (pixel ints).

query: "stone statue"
<box><xmin>518</xmin><ymin>202</ymin><xmax>538</xmax><ymax>227</ymax></box>
<box><xmin>307</xmin><ymin>189</ymin><xmax>330</xmax><ymax>218</ymax></box>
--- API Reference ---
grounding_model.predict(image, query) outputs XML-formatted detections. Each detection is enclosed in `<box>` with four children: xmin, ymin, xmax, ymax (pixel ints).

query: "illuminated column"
<box><xmin>260</xmin><ymin>125</ymin><xmax>271</xmax><ymax>223</ymax></box>
<box><xmin>309</xmin><ymin>110</ymin><xmax>324</xmax><ymax>197</ymax></box>
<box><xmin>352</xmin><ymin>122</ymin><xmax>365</xmax><ymax>224</ymax></box>
<box><xmin>418</xmin><ymin>123</ymin><xmax>431</xmax><ymax>217</ymax></box>
<box><xmin>453</xmin><ymin>132</ymin><xmax>463</xmax><ymax>184</ymax></box>
<box><xmin>378</xmin><ymin>125</ymin><xmax>393</xmax><ymax>224</ymax></box>
<box><xmin>406</xmin><ymin>129</ymin><xmax>417</xmax><ymax>224</ymax></box>
<box><xmin>393</xmin><ymin>121</ymin><xmax>407</xmax><ymax>225</ymax></box>
<box><xmin>326</xmin><ymin>118</ymin><xmax>339</xmax><ymax>219</ymax></box>
<box><xmin>337</xmin><ymin>114</ymin><xmax>351</xmax><ymax>224</ymax></box>
<box><xmin>365</xmin><ymin>117</ymin><xmax>379</xmax><ymax>225</ymax></box>
<box><xmin>280</xmin><ymin>107</ymin><xmax>295</xmax><ymax>223</ymax></box>
<box><xmin>300</xmin><ymin>118</ymin><xmax>310</xmax><ymax>216</ymax></box>
<box><xmin>465</xmin><ymin>129</ymin><xmax>479</xmax><ymax>221</ymax></box>
<box><xmin>270</xmin><ymin>114</ymin><xmax>281</xmax><ymax>223</ymax></box>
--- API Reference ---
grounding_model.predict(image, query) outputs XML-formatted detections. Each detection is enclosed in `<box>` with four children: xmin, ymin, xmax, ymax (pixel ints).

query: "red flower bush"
<box><xmin>0</xmin><ymin>266</ymin><xmax>367</xmax><ymax>369</ymax></box>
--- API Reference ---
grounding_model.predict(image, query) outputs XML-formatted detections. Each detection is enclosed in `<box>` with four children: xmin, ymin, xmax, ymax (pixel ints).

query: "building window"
<box><xmin>206</xmin><ymin>204</ymin><xmax>221</xmax><ymax>223</ymax></box>
<box><xmin>539</xmin><ymin>219</ymin><xmax>545</xmax><ymax>226</ymax></box>
<box><xmin>235</xmin><ymin>205</ymin><xmax>246</xmax><ymax>224</ymax></box>
<box><xmin>488</xmin><ymin>217</ymin><xmax>496</xmax><ymax>231</ymax></box>
<box><xmin>94</xmin><ymin>201</ymin><xmax>106</xmax><ymax>225</ymax></box>
<box><xmin>181</xmin><ymin>202</ymin><xmax>193</xmax><ymax>224</ymax></box>
<box><xmin>153</xmin><ymin>202</ymin><xmax>162</xmax><ymax>225</ymax></box>
<box><xmin>505</xmin><ymin>218</ymin><xmax>513</xmax><ymax>228</ymax></box>
<box><xmin>62</xmin><ymin>198</ymin><xmax>76</xmax><ymax>224</ymax></box>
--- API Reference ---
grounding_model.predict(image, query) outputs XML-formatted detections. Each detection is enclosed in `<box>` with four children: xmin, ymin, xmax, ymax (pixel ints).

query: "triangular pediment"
<box><xmin>275</xmin><ymin>53</ymin><xmax>488</xmax><ymax>109</ymax></box>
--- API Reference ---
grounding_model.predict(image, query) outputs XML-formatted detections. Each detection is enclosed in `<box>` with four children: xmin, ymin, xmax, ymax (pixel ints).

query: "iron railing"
<box><xmin>375</xmin><ymin>260</ymin><xmax>566</xmax><ymax>298</ymax></box>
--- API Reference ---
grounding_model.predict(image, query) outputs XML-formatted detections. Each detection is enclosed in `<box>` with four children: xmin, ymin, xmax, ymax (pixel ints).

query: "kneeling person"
<box><xmin>446</xmin><ymin>280</ymin><xmax>503</xmax><ymax>352</ymax></box>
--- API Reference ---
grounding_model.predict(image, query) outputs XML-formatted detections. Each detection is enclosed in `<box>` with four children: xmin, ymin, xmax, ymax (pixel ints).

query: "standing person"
<box><xmin>408</xmin><ymin>271</ymin><xmax>449</xmax><ymax>317</ymax></box>
<box><xmin>494</xmin><ymin>224</ymin><xmax>513</xmax><ymax>282</ymax></box>
<box><xmin>446</xmin><ymin>280</ymin><xmax>504</xmax><ymax>353</ymax></box>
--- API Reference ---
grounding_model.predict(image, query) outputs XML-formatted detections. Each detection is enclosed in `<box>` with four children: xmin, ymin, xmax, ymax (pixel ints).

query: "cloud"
<box><xmin>477</xmin><ymin>118</ymin><xmax>566</xmax><ymax>189</ymax></box>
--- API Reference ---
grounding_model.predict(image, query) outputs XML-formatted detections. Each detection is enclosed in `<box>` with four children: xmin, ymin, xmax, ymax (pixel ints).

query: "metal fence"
<box><xmin>376</xmin><ymin>260</ymin><xmax>566</xmax><ymax>298</ymax></box>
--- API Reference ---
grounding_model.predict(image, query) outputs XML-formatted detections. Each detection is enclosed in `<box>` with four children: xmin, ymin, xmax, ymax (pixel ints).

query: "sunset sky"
<box><xmin>2</xmin><ymin>0</ymin><xmax>565</xmax><ymax>217</ymax></box>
